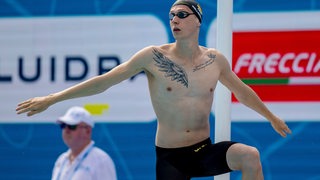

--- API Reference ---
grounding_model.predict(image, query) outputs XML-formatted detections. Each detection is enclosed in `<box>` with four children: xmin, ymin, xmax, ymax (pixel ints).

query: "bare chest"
<box><xmin>149</xmin><ymin>49</ymin><xmax>220</xmax><ymax>97</ymax></box>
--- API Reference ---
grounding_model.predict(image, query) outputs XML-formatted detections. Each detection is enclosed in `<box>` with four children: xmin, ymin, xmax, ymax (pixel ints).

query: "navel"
<box><xmin>210</xmin><ymin>88</ymin><xmax>213</xmax><ymax>92</ymax></box>
<box><xmin>186</xmin><ymin>130</ymin><xmax>190</xmax><ymax>133</ymax></box>
<box><xmin>167</xmin><ymin>87</ymin><xmax>172</xmax><ymax>92</ymax></box>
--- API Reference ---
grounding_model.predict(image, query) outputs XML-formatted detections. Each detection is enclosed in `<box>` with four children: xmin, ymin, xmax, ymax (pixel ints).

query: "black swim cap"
<box><xmin>171</xmin><ymin>0</ymin><xmax>203</xmax><ymax>23</ymax></box>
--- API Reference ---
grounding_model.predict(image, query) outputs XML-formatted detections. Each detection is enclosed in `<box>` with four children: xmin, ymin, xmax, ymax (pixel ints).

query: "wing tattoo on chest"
<box><xmin>152</xmin><ymin>48</ymin><xmax>188</xmax><ymax>88</ymax></box>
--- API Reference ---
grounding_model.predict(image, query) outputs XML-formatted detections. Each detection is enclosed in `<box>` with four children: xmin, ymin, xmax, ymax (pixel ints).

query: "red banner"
<box><xmin>232</xmin><ymin>30</ymin><xmax>320</xmax><ymax>102</ymax></box>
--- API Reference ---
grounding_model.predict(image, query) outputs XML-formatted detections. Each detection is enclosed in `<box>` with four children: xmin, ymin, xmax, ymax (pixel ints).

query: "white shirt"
<box><xmin>52</xmin><ymin>141</ymin><xmax>117</xmax><ymax>180</ymax></box>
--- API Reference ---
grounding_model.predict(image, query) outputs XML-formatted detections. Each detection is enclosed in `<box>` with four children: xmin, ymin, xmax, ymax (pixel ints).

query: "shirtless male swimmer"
<box><xmin>16</xmin><ymin>0</ymin><xmax>292</xmax><ymax>179</ymax></box>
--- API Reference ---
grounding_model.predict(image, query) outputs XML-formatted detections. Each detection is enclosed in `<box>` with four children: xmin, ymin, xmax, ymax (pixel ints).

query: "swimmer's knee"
<box><xmin>227</xmin><ymin>144</ymin><xmax>262</xmax><ymax>171</ymax></box>
<box><xmin>244</xmin><ymin>146</ymin><xmax>261</xmax><ymax>163</ymax></box>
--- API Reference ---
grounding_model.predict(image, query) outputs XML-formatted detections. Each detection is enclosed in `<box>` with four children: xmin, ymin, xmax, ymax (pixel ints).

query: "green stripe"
<box><xmin>242</xmin><ymin>78</ymin><xmax>289</xmax><ymax>85</ymax></box>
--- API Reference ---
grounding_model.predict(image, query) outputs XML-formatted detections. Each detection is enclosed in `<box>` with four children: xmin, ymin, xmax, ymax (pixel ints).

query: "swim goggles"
<box><xmin>169</xmin><ymin>11</ymin><xmax>195</xmax><ymax>20</ymax></box>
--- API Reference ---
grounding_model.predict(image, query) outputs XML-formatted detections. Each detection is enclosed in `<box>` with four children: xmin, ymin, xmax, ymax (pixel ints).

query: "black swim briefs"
<box><xmin>156</xmin><ymin>138</ymin><xmax>237</xmax><ymax>180</ymax></box>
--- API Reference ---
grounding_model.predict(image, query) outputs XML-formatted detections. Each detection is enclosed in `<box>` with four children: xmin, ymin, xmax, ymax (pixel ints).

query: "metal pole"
<box><xmin>214</xmin><ymin>0</ymin><xmax>233</xmax><ymax>180</ymax></box>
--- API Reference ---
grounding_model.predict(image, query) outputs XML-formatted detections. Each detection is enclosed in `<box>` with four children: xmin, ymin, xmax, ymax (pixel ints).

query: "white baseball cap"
<box><xmin>57</xmin><ymin>106</ymin><xmax>94</xmax><ymax>128</ymax></box>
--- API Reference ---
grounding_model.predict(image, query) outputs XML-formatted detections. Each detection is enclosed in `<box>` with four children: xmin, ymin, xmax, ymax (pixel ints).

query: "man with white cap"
<box><xmin>51</xmin><ymin>106</ymin><xmax>117</xmax><ymax>180</ymax></box>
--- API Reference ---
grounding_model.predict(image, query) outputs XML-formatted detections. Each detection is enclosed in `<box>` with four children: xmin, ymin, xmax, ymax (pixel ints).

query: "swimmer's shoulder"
<box><xmin>150</xmin><ymin>43</ymin><xmax>177</xmax><ymax>52</ymax></box>
<box><xmin>150</xmin><ymin>43</ymin><xmax>173</xmax><ymax>54</ymax></box>
<box><xmin>135</xmin><ymin>44</ymin><xmax>171</xmax><ymax>56</ymax></box>
<box><xmin>200</xmin><ymin>46</ymin><xmax>226</xmax><ymax>60</ymax></box>
<box><xmin>200</xmin><ymin>46</ymin><xmax>219</xmax><ymax>54</ymax></box>
<box><xmin>129</xmin><ymin>44</ymin><xmax>171</xmax><ymax>66</ymax></box>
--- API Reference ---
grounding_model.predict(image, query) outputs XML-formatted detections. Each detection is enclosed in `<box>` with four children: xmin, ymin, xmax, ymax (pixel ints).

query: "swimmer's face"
<box><xmin>170</xmin><ymin>0</ymin><xmax>202</xmax><ymax>23</ymax></box>
<box><xmin>169</xmin><ymin>5</ymin><xmax>200</xmax><ymax>38</ymax></box>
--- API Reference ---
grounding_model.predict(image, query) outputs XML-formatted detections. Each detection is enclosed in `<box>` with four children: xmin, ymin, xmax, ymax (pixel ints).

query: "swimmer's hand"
<box><xmin>270</xmin><ymin>116</ymin><xmax>292</xmax><ymax>138</ymax></box>
<box><xmin>16</xmin><ymin>95</ymin><xmax>54</xmax><ymax>116</ymax></box>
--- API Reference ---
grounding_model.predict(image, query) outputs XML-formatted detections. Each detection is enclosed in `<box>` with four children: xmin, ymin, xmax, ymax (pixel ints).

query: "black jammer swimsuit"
<box><xmin>156</xmin><ymin>138</ymin><xmax>237</xmax><ymax>180</ymax></box>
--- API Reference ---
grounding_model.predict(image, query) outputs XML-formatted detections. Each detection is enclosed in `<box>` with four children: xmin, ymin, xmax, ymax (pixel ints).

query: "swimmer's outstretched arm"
<box><xmin>216</xmin><ymin>51</ymin><xmax>292</xmax><ymax>137</ymax></box>
<box><xmin>16</xmin><ymin>46</ymin><xmax>152</xmax><ymax>116</ymax></box>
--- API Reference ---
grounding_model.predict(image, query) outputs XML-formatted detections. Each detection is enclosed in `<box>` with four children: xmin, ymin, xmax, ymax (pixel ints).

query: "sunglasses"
<box><xmin>169</xmin><ymin>11</ymin><xmax>194</xmax><ymax>20</ymax></box>
<box><xmin>60</xmin><ymin>123</ymin><xmax>78</xmax><ymax>131</ymax></box>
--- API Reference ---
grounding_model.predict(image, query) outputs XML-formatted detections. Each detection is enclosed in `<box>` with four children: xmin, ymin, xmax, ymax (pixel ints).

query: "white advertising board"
<box><xmin>0</xmin><ymin>15</ymin><xmax>167</xmax><ymax>122</ymax></box>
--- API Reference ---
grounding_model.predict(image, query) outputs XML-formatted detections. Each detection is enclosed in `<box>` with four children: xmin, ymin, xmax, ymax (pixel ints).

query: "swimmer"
<box><xmin>16</xmin><ymin>0</ymin><xmax>291</xmax><ymax>179</ymax></box>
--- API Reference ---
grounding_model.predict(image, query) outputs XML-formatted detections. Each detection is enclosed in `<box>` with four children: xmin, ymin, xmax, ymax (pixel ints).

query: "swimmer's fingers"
<box><xmin>16</xmin><ymin>97</ymin><xmax>49</xmax><ymax>116</ymax></box>
<box><xmin>271</xmin><ymin>118</ymin><xmax>292</xmax><ymax>138</ymax></box>
<box><xmin>282</xmin><ymin>124</ymin><xmax>292</xmax><ymax>136</ymax></box>
<box><xmin>16</xmin><ymin>99</ymin><xmax>34</xmax><ymax>114</ymax></box>
<box><xmin>278</xmin><ymin>126</ymin><xmax>291</xmax><ymax>138</ymax></box>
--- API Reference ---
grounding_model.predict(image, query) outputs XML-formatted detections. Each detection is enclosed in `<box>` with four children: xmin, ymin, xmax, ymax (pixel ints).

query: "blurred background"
<box><xmin>0</xmin><ymin>0</ymin><xmax>319</xmax><ymax>179</ymax></box>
